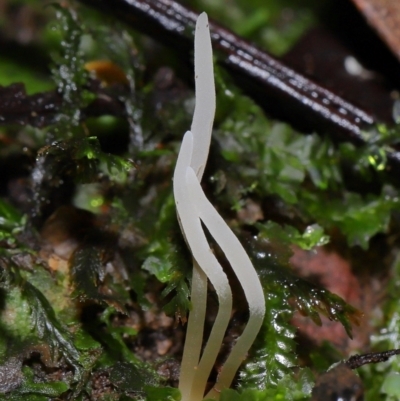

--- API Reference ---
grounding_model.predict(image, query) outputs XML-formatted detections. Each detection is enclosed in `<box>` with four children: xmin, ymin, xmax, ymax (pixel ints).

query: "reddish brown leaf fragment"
<box><xmin>351</xmin><ymin>0</ymin><xmax>400</xmax><ymax>61</ymax></box>
<box><xmin>311</xmin><ymin>363</ymin><xmax>364</xmax><ymax>401</ymax></box>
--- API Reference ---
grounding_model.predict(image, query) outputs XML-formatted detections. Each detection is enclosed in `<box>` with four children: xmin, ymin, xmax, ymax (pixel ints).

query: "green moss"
<box><xmin>213</xmin><ymin>69</ymin><xmax>400</xmax><ymax>249</ymax></box>
<box><xmin>0</xmin><ymin>59</ymin><xmax>54</xmax><ymax>95</ymax></box>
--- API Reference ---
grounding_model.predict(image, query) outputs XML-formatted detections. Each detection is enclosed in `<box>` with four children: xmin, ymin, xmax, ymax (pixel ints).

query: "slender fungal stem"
<box><xmin>174</xmin><ymin>132</ymin><xmax>232</xmax><ymax>401</ymax></box>
<box><xmin>179</xmin><ymin>262</ymin><xmax>207</xmax><ymax>401</ymax></box>
<box><xmin>185</xmin><ymin>167</ymin><xmax>265</xmax><ymax>398</ymax></box>
<box><xmin>185</xmin><ymin>13</ymin><xmax>224</xmax><ymax>400</ymax></box>
<box><xmin>190</xmin><ymin>13</ymin><xmax>215</xmax><ymax>181</ymax></box>
<box><xmin>174</xmin><ymin>13</ymin><xmax>265</xmax><ymax>400</ymax></box>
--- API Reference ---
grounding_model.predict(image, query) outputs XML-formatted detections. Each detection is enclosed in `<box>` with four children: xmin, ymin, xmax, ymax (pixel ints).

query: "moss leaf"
<box><xmin>16</xmin><ymin>366</ymin><xmax>69</xmax><ymax>396</ymax></box>
<box><xmin>144</xmin><ymin>386</ymin><xmax>181</xmax><ymax>401</ymax></box>
<box><xmin>21</xmin><ymin>280</ymin><xmax>81</xmax><ymax>365</ymax></box>
<box><xmin>109</xmin><ymin>361</ymin><xmax>157</xmax><ymax>394</ymax></box>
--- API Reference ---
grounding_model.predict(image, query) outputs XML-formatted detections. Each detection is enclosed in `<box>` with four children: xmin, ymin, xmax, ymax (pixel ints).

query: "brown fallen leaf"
<box><xmin>311</xmin><ymin>363</ymin><xmax>363</xmax><ymax>401</ymax></box>
<box><xmin>351</xmin><ymin>0</ymin><xmax>400</xmax><ymax>61</ymax></box>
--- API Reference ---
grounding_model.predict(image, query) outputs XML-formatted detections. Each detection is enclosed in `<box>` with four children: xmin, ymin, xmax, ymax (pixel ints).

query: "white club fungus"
<box><xmin>173</xmin><ymin>13</ymin><xmax>265</xmax><ymax>401</ymax></box>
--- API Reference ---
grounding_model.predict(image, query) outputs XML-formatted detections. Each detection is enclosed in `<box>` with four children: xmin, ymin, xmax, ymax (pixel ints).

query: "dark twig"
<box><xmin>345</xmin><ymin>348</ymin><xmax>400</xmax><ymax>369</ymax></box>
<box><xmin>0</xmin><ymin>83</ymin><xmax>126</xmax><ymax>128</ymax></box>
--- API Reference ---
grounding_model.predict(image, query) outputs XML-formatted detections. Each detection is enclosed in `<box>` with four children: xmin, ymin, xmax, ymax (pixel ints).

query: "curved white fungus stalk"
<box><xmin>176</xmin><ymin>13</ymin><xmax>232</xmax><ymax>401</ymax></box>
<box><xmin>174</xmin><ymin>12</ymin><xmax>265</xmax><ymax>401</ymax></box>
<box><xmin>190</xmin><ymin>13</ymin><xmax>215</xmax><ymax>181</ymax></box>
<box><xmin>175</xmin><ymin>132</ymin><xmax>232</xmax><ymax>401</ymax></box>
<box><xmin>185</xmin><ymin>164</ymin><xmax>265</xmax><ymax>399</ymax></box>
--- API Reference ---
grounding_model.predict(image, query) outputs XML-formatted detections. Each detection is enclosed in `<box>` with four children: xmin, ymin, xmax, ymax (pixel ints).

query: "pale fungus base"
<box><xmin>173</xmin><ymin>13</ymin><xmax>265</xmax><ymax>401</ymax></box>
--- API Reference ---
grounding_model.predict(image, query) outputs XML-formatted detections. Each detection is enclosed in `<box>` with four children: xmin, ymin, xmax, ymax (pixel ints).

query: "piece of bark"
<box><xmin>346</xmin><ymin>349</ymin><xmax>400</xmax><ymax>369</ymax></box>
